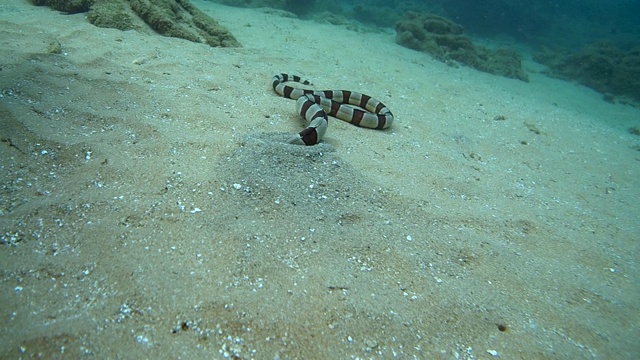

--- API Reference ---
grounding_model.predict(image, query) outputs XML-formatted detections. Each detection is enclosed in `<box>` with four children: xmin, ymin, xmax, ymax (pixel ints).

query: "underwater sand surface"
<box><xmin>0</xmin><ymin>0</ymin><xmax>638</xmax><ymax>358</ymax></box>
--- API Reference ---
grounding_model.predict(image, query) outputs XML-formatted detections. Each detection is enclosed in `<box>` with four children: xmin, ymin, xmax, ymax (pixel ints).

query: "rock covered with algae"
<box><xmin>395</xmin><ymin>11</ymin><xmax>528</xmax><ymax>82</ymax></box>
<box><xmin>535</xmin><ymin>42</ymin><xmax>640</xmax><ymax>106</ymax></box>
<box><xmin>31</xmin><ymin>0</ymin><xmax>240</xmax><ymax>47</ymax></box>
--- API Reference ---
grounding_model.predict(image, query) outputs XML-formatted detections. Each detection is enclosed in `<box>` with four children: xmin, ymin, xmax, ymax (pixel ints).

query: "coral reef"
<box><xmin>535</xmin><ymin>42</ymin><xmax>640</xmax><ymax>106</ymax></box>
<box><xmin>31</xmin><ymin>0</ymin><xmax>240</xmax><ymax>47</ymax></box>
<box><xmin>395</xmin><ymin>12</ymin><xmax>528</xmax><ymax>82</ymax></box>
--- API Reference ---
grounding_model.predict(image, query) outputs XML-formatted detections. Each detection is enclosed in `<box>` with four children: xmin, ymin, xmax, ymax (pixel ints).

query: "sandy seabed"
<box><xmin>1</xmin><ymin>0</ymin><xmax>638</xmax><ymax>358</ymax></box>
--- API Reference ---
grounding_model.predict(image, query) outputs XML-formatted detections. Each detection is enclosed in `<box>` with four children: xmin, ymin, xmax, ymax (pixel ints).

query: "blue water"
<box><xmin>291</xmin><ymin>0</ymin><xmax>640</xmax><ymax>49</ymax></box>
<box><xmin>264</xmin><ymin>0</ymin><xmax>640</xmax><ymax>105</ymax></box>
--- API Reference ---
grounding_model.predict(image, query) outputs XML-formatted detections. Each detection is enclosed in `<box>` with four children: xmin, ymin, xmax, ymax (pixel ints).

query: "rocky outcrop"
<box><xmin>31</xmin><ymin>0</ymin><xmax>240</xmax><ymax>47</ymax></box>
<box><xmin>395</xmin><ymin>11</ymin><xmax>528</xmax><ymax>82</ymax></box>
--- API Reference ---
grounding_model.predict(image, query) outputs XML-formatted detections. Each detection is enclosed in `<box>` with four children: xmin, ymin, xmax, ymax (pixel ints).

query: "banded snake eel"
<box><xmin>272</xmin><ymin>74</ymin><xmax>394</xmax><ymax>145</ymax></box>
